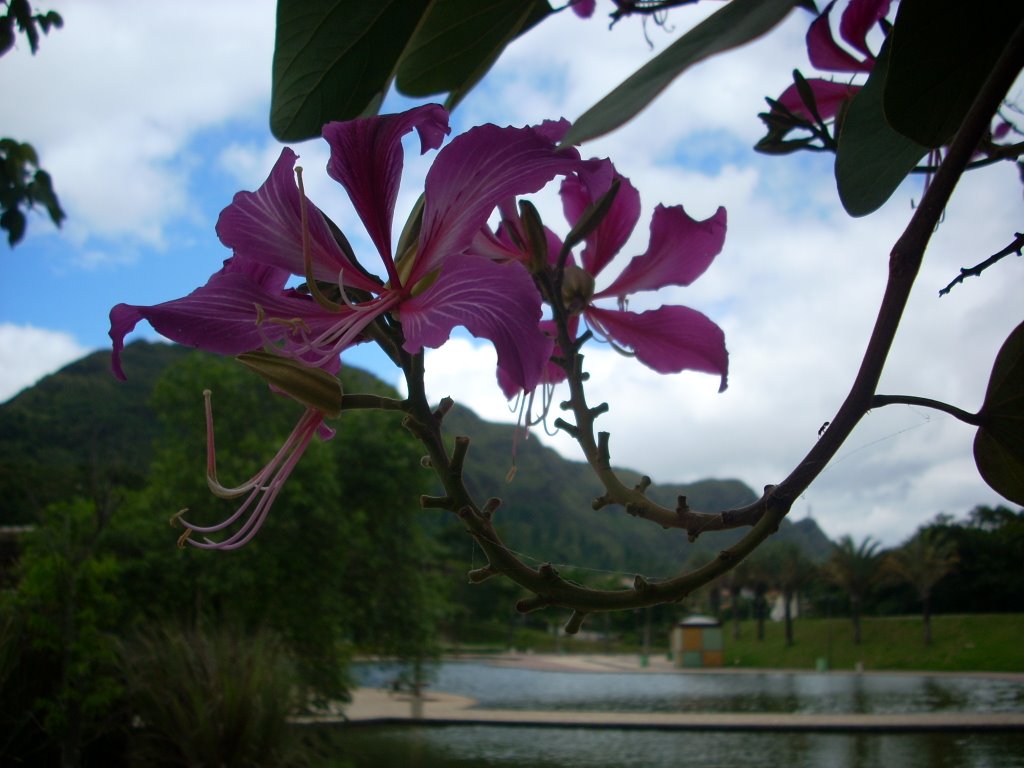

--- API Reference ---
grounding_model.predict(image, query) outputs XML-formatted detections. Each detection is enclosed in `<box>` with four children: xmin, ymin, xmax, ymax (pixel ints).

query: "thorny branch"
<box><xmin>383</xmin><ymin>18</ymin><xmax>1024</xmax><ymax>633</ymax></box>
<box><xmin>938</xmin><ymin>231</ymin><xmax>1024</xmax><ymax>296</ymax></box>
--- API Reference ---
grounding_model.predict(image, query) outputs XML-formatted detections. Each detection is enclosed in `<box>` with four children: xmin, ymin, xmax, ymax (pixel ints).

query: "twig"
<box><xmin>939</xmin><ymin>231</ymin><xmax>1024</xmax><ymax>295</ymax></box>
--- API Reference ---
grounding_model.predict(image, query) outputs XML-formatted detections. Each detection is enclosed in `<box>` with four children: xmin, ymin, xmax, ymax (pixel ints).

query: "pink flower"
<box><xmin>493</xmin><ymin>158</ymin><xmax>728</xmax><ymax>397</ymax></box>
<box><xmin>109</xmin><ymin>105</ymin><xmax>586</xmax><ymax>546</ymax></box>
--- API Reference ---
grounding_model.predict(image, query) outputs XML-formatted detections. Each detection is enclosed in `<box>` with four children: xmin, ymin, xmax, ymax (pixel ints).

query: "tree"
<box><xmin>827</xmin><ymin>536</ymin><xmax>881</xmax><ymax>646</ymax></box>
<box><xmin>885</xmin><ymin>529</ymin><xmax>958</xmax><ymax>644</ymax></box>
<box><xmin>765</xmin><ymin>541</ymin><xmax>816</xmax><ymax>647</ymax></box>
<box><xmin>2</xmin><ymin>1</ymin><xmax>65</xmax><ymax>245</ymax></box>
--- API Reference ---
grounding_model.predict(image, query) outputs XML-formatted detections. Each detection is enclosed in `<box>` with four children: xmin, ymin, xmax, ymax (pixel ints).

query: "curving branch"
<box><xmin>380</xmin><ymin>17</ymin><xmax>1024</xmax><ymax>632</ymax></box>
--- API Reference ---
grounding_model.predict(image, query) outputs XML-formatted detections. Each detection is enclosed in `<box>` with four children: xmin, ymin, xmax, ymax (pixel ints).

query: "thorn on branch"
<box><xmin>552</xmin><ymin>418</ymin><xmax>579</xmax><ymax>438</ymax></box>
<box><xmin>420</xmin><ymin>495</ymin><xmax>454</xmax><ymax>510</ymax></box>
<box><xmin>592</xmin><ymin>494</ymin><xmax>611</xmax><ymax>510</ymax></box>
<box><xmin>597</xmin><ymin>432</ymin><xmax>611</xmax><ymax>465</ymax></box>
<box><xmin>481</xmin><ymin>497</ymin><xmax>501</xmax><ymax>520</ymax></box>
<box><xmin>564</xmin><ymin>610</ymin><xmax>588</xmax><ymax>635</ymax></box>
<box><xmin>939</xmin><ymin>231</ymin><xmax>1024</xmax><ymax>296</ymax></box>
<box><xmin>538</xmin><ymin>563</ymin><xmax>561</xmax><ymax>581</ymax></box>
<box><xmin>633</xmin><ymin>574</ymin><xmax>653</xmax><ymax>595</ymax></box>
<box><xmin>450</xmin><ymin>436</ymin><xmax>470</xmax><ymax>476</ymax></box>
<box><xmin>467</xmin><ymin>565</ymin><xmax>498</xmax><ymax>583</ymax></box>
<box><xmin>433</xmin><ymin>396</ymin><xmax>455</xmax><ymax>420</ymax></box>
<box><xmin>590</xmin><ymin>403</ymin><xmax>609</xmax><ymax>418</ymax></box>
<box><xmin>516</xmin><ymin>595</ymin><xmax>551</xmax><ymax>614</ymax></box>
<box><xmin>635</xmin><ymin>476</ymin><xmax>652</xmax><ymax>493</ymax></box>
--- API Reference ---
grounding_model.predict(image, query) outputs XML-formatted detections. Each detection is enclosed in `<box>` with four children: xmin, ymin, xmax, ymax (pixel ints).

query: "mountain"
<box><xmin>0</xmin><ymin>341</ymin><xmax>833</xmax><ymax>572</ymax></box>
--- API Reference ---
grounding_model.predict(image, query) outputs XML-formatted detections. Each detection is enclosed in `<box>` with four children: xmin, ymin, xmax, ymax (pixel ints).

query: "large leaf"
<box><xmin>270</xmin><ymin>0</ymin><xmax>551</xmax><ymax>142</ymax></box>
<box><xmin>271</xmin><ymin>0</ymin><xmax>431</xmax><ymax>141</ymax></box>
<box><xmin>396</xmin><ymin>0</ymin><xmax>550</xmax><ymax>107</ymax></box>
<box><xmin>884</xmin><ymin>1</ymin><xmax>1024</xmax><ymax>148</ymax></box>
<box><xmin>835</xmin><ymin>40</ymin><xmax>928</xmax><ymax>217</ymax></box>
<box><xmin>562</xmin><ymin>0</ymin><xmax>800</xmax><ymax>146</ymax></box>
<box><xmin>974</xmin><ymin>320</ymin><xmax>1024</xmax><ymax>506</ymax></box>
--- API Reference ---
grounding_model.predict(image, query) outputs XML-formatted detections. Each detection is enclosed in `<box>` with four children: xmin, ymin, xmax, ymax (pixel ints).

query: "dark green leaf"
<box><xmin>835</xmin><ymin>40</ymin><xmax>927</xmax><ymax>217</ymax></box>
<box><xmin>974</xmin><ymin>320</ymin><xmax>1024</xmax><ymax>505</ymax></box>
<box><xmin>1</xmin><ymin>207</ymin><xmax>26</xmax><ymax>246</ymax></box>
<box><xmin>270</xmin><ymin>0</ymin><xmax>431</xmax><ymax>141</ymax></box>
<box><xmin>396</xmin><ymin>0</ymin><xmax>550</xmax><ymax>104</ymax></box>
<box><xmin>562</xmin><ymin>0</ymin><xmax>799</xmax><ymax>146</ymax></box>
<box><xmin>884</xmin><ymin>1</ymin><xmax>1023</xmax><ymax>148</ymax></box>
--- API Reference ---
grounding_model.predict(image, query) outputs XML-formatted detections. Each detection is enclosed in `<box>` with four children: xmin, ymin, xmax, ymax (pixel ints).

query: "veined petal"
<box><xmin>414</xmin><ymin>120</ymin><xmax>581</xmax><ymax>280</ymax></box>
<box><xmin>560</xmin><ymin>158</ymin><xmax>640</xmax><ymax>277</ymax></box>
<box><xmin>216</xmin><ymin>148</ymin><xmax>378</xmax><ymax>292</ymax></box>
<box><xmin>596</xmin><ymin>205</ymin><xmax>726</xmax><ymax>299</ymax></box>
<box><xmin>838</xmin><ymin>0</ymin><xmax>890</xmax><ymax>60</ymax></box>
<box><xmin>586</xmin><ymin>305</ymin><xmax>728</xmax><ymax>391</ymax></box>
<box><xmin>400</xmin><ymin>255</ymin><xmax>554</xmax><ymax>397</ymax></box>
<box><xmin>807</xmin><ymin>1</ymin><xmax>874</xmax><ymax>73</ymax></box>
<box><xmin>776</xmin><ymin>79</ymin><xmax>860</xmax><ymax>121</ymax></box>
<box><xmin>109</xmin><ymin>261</ymin><xmax>338</xmax><ymax>380</ymax></box>
<box><xmin>323</xmin><ymin>104</ymin><xmax>450</xmax><ymax>283</ymax></box>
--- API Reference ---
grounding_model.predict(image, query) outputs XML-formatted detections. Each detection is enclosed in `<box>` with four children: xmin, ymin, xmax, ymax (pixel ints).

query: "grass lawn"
<box><xmin>720</xmin><ymin>614</ymin><xmax>1024</xmax><ymax>672</ymax></box>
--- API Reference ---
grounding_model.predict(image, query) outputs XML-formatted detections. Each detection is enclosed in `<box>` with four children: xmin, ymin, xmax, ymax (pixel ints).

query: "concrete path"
<box><xmin>314</xmin><ymin>688</ymin><xmax>1024</xmax><ymax>732</ymax></box>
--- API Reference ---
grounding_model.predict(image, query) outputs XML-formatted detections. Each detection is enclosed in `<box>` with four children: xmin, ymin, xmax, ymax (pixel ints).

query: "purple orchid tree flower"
<box><xmin>769</xmin><ymin>0</ymin><xmax>890</xmax><ymax>123</ymax></box>
<box><xmin>491</xmin><ymin>158</ymin><xmax>728</xmax><ymax>403</ymax></box>
<box><xmin>109</xmin><ymin>104</ymin><xmax>582</xmax><ymax>547</ymax></box>
<box><xmin>557</xmin><ymin>159</ymin><xmax>728</xmax><ymax>388</ymax></box>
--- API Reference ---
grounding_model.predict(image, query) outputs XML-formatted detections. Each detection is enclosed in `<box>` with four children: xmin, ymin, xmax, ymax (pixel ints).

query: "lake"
<box><xmin>330</xmin><ymin>661</ymin><xmax>1024</xmax><ymax>768</ymax></box>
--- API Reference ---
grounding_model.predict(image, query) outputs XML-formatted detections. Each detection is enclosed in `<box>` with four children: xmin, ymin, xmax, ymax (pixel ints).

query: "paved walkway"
<box><xmin>309</xmin><ymin>653</ymin><xmax>1024</xmax><ymax>733</ymax></box>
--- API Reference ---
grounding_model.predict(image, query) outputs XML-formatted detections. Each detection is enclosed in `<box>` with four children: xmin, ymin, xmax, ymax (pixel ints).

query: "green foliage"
<box><xmin>722</xmin><ymin>613</ymin><xmax>1024</xmax><ymax>672</ymax></box>
<box><xmin>269</xmin><ymin>0</ymin><xmax>550</xmax><ymax>141</ymax></box>
<box><xmin>2</xmin><ymin>2</ymin><xmax>65</xmax><ymax>246</ymax></box>
<box><xmin>0</xmin><ymin>137</ymin><xmax>64</xmax><ymax>245</ymax></box>
<box><xmin>0</xmin><ymin>341</ymin><xmax>184</xmax><ymax>524</ymax></box>
<box><xmin>834</xmin><ymin>40</ymin><xmax>928</xmax><ymax>217</ymax></box>
<box><xmin>974</xmin><ymin>320</ymin><xmax>1024</xmax><ymax>505</ymax></box>
<box><xmin>5</xmin><ymin>498</ymin><xmax>124</xmax><ymax>764</ymax></box>
<box><xmin>118</xmin><ymin>622</ymin><xmax>309</xmax><ymax>768</ymax></box>
<box><xmin>562</xmin><ymin>0</ymin><xmax>800</xmax><ymax>146</ymax></box>
<box><xmin>884</xmin><ymin>1</ymin><xmax>1023</xmax><ymax>148</ymax></box>
<box><xmin>0</xmin><ymin>0</ymin><xmax>62</xmax><ymax>57</ymax></box>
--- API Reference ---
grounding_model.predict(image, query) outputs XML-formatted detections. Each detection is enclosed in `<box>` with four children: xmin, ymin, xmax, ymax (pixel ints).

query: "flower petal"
<box><xmin>560</xmin><ymin>158</ymin><xmax>641</xmax><ymax>277</ymax></box>
<box><xmin>414</xmin><ymin>120</ymin><xmax>581</xmax><ymax>280</ymax></box>
<box><xmin>775</xmin><ymin>79</ymin><xmax>861</xmax><ymax>121</ymax></box>
<box><xmin>109</xmin><ymin>258</ymin><xmax>336</xmax><ymax>380</ymax></box>
<box><xmin>586</xmin><ymin>305</ymin><xmax>728</xmax><ymax>391</ymax></box>
<box><xmin>216</xmin><ymin>148</ymin><xmax>378</xmax><ymax>292</ymax></box>
<box><xmin>807</xmin><ymin>1</ymin><xmax>874</xmax><ymax>73</ymax></box>
<box><xmin>838</xmin><ymin>0</ymin><xmax>890</xmax><ymax>60</ymax></box>
<box><xmin>400</xmin><ymin>255</ymin><xmax>554</xmax><ymax>397</ymax></box>
<box><xmin>323</xmin><ymin>104</ymin><xmax>450</xmax><ymax>282</ymax></box>
<box><xmin>596</xmin><ymin>205</ymin><xmax>726</xmax><ymax>300</ymax></box>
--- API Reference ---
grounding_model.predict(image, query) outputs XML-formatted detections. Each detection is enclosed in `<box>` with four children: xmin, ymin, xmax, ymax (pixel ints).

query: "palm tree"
<box><xmin>771</xmin><ymin>542</ymin><xmax>816</xmax><ymax>647</ymax></box>
<box><xmin>827</xmin><ymin>535</ymin><xmax>881</xmax><ymax>645</ymax></box>
<box><xmin>886</xmin><ymin>530</ymin><xmax>958</xmax><ymax>645</ymax></box>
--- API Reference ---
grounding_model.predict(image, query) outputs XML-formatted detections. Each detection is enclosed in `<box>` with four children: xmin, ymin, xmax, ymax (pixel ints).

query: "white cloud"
<box><xmin>0</xmin><ymin>324</ymin><xmax>88</xmax><ymax>403</ymax></box>
<box><xmin>5</xmin><ymin>0</ymin><xmax>277</xmax><ymax>252</ymax></box>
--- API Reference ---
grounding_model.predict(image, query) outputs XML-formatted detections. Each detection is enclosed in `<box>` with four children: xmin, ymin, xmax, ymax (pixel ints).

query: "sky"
<box><xmin>2</xmin><ymin>1</ymin><xmax>1021</xmax><ymax>548</ymax></box>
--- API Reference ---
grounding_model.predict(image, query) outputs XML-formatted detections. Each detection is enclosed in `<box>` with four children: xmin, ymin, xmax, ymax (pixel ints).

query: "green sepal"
<box><xmin>237</xmin><ymin>352</ymin><xmax>343</xmax><ymax>418</ymax></box>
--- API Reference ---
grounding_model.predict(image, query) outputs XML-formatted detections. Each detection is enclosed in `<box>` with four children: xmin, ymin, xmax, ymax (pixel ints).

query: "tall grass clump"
<box><xmin>119</xmin><ymin>622</ymin><xmax>309</xmax><ymax>767</ymax></box>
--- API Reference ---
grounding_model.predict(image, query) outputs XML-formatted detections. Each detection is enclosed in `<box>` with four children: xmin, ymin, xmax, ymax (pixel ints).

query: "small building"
<box><xmin>670</xmin><ymin>615</ymin><xmax>723</xmax><ymax>668</ymax></box>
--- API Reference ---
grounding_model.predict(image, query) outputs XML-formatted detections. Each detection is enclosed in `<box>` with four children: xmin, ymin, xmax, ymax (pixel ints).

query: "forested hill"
<box><xmin>0</xmin><ymin>341</ymin><xmax>832</xmax><ymax>572</ymax></box>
